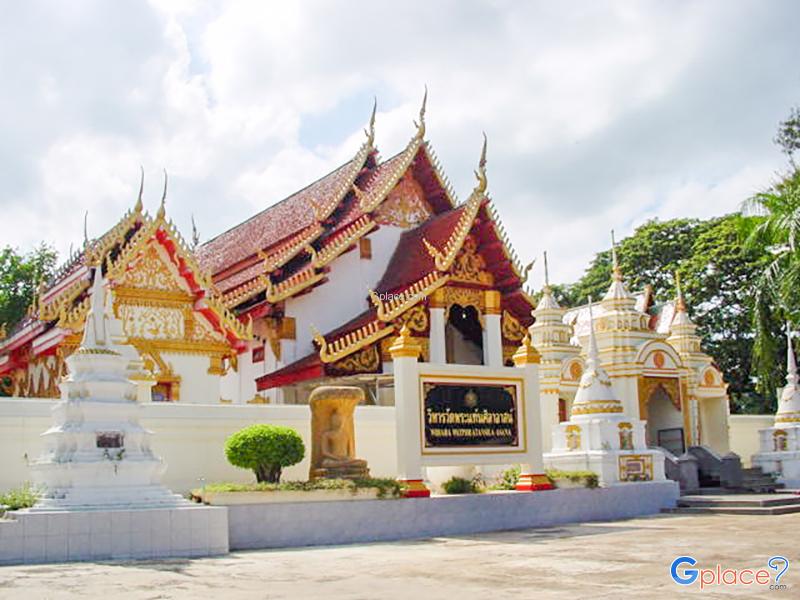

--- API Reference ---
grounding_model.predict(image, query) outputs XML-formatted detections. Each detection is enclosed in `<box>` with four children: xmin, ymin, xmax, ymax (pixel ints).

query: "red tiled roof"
<box><xmin>197</xmin><ymin>157</ymin><xmax>363</xmax><ymax>277</ymax></box>
<box><xmin>376</xmin><ymin>205</ymin><xmax>468</xmax><ymax>293</ymax></box>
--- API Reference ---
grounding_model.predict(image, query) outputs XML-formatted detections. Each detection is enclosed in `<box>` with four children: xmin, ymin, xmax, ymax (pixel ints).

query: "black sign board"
<box><xmin>422</xmin><ymin>382</ymin><xmax>519</xmax><ymax>448</ymax></box>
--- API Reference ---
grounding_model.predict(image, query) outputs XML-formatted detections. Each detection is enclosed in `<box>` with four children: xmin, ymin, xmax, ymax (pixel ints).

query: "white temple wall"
<box><xmin>162</xmin><ymin>353</ymin><xmax>220</xmax><ymax>405</ymax></box>
<box><xmin>284</xmin><ymin>226</ymin><xmax>404</xmax><ymax>360</ymax></box>
<box><xmin>610</xmin><ymin>376</ymin><xmax>640</xmax><ymax>419</ymax></box>
<box><xmin>728</xmin><ymin>414</ymin><xmax>773</xmax><ymax>467</ymax></box>
<box><xmin>0</xmin><ymin>399</ymin><xmax>397</xmax><ymax>494</ymax></box>
<box><xmin>699</xmin><ymin>395</ymin><xmax>731</xmax><ymax>454</ymax></box>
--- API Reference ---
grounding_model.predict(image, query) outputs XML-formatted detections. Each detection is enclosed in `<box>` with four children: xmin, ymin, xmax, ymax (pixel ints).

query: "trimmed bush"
<box><xmin>225</xmin><ymin>424</ymin><xmax>305</xmax><ymax>483</ymax></box>
<box><xmin>197</xmin><ymin>478</ymin><xmax>403</xmax><ymax>499</ymax></box>
<box><xmin>442</xmin><ymin>476</ymin><xmax>480</xmax><ymax>495</ymax></box>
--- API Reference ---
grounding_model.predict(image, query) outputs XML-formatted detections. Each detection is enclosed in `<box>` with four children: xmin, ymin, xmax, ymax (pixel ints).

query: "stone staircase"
<box><xmin>664</xmin><ymin>493</ymin><xmax>800</xmax><ymax>515</ymax></box>
<box><xmin>740</xmin><ymin>466</ymin><xmax>784</xmax><ymax>493</ymax></box>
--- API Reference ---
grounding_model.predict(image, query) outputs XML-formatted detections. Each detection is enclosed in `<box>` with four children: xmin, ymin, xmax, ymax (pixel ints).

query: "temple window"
<box><xmin>359</xmin><ymin>238</ymin><xmax>372</xmax><ymax>259</ymax></box>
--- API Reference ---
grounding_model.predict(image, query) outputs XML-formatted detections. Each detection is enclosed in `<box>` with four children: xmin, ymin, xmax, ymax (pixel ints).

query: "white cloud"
<box><xmin>0</xmin><ymin>0</ymin><xmax>797</xmax><ymax>287</ymax></box>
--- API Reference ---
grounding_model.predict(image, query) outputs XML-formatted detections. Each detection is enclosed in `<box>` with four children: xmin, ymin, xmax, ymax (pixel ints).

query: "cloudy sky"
<box><xmin>2</xmin><ymin>0</ymin><xmax>798</xmax><ymax>284</ymax></box>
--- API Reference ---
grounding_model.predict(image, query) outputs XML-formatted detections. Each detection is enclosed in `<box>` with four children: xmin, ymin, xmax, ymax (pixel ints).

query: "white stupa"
<box><xmin>30</xmin><ymin>267</ymin><xmax>186</xmax><ymax>510</ymax></box>
<box><xmin>544</xmin><ymin>299</ymin><xmax>666</xmax><ymax>485</ymax></box>
<box><xmin>752</xmin><ymin>324</ymin><xmax>800</xmax><ymax>488</ymax></box>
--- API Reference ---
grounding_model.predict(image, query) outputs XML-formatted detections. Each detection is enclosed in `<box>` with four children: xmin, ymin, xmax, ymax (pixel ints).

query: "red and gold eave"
<box><xmin>0</xmin><ymin>205</ymin><xmax>251</xmax><ymax>380</ymax></box>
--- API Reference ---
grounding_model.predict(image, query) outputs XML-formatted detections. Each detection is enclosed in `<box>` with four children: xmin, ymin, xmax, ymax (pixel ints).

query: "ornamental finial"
<box><xmin>787</xmin><ymin>322</ymin><xmax>797</xmax><ymax>383</ymax></box>
<box><xmin>191</xmin><ymin>214</ymin><xmax>200</xmax><ymax>249</ymax></box>
<box><xmin>157</xmin><ymin>169</ymin><xmax>167</xmax><ymax>219</ymax></box>
<box><xmin>674</xmin><ymin>271</ymin><xmax>686</xmax><ymax>313</ymax></box>
<box><xmin>366</xmin><ymin>97</ymin><xmax>377</xmax><ymax>146</ymax></box>
<box><xmin>474</xmin><ymin>132</ymin><xmax>488</xmax><ymax>193</ymax></box>
<box><xmin>610</xmin><ymin>229</ymin><xmax>622</xmax><ymax>281</ymax></box>
<box><xmin>544</xmin><ymin>251</ymin><xmax>550</xmax><ymax>288</ymax></box>
<box><xmin>587</xmin><ymin>295</ymin><xmax>600</xmax><ymax>364</ymax></box>
<box><xmin>414</xmin><ymin>86</ymin><xmax>427</xmax><ymax>139</ymax></box>
<box><xmin>83</xmin><ymin>211</ymin><xmax>89</xmax><ymax>249</ymax></box>
<box><xmin>134</xmin><ymin>166</ymin><xmax>144</xmax><ymax>213</ymax></box>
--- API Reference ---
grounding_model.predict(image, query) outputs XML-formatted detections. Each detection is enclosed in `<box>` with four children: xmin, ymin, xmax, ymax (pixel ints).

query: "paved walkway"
<box><xmin>0</xmin><ymin>513</ymin><xmax>796</xmax><ymax>599</ymax></box>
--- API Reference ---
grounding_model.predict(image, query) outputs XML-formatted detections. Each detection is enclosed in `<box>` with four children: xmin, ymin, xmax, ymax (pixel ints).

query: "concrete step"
<box><xmin>664</xmin><ymin>504</ymin><xmax>800</xmax><ymax>516</ymax></box>
<box><xmin>678</xmin><ymin>494</ymin><xmax>800</xmax><ymax>508</ymax></box>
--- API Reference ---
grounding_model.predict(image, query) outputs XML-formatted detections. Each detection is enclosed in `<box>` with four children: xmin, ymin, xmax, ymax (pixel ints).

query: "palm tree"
<box><xmin>741</xmin><ymin>169</ymin><xmax>800</xmax><ymax>401</ymax></box>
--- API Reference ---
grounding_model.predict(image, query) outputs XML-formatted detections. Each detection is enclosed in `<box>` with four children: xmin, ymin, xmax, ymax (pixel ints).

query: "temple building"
<box><xmin>0</xmin><ymin>97</ymin><xmax>731</xmax><ymax>456</ymax></box>
<box><xmin>532</xmin><ymin>250</ymin><xmax>731</xmax><ymax>455</ymax></box>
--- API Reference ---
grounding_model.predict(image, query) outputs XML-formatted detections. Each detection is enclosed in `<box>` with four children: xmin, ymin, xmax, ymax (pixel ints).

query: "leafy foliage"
<box><xmin>487</xmin><ymin>464</ymin><xmax>521</xmax><ymax>490</ymax></box>
<box><xmin>775</xmin><ymin>106</ymin><xmax>800</xmax><ymax>162</ymax></box>
<box><xmin>0</xmin><ymin>244</ymin><xmax>58</xmax><ymax>329</ymax></box>
<box><xmin>0</xmin><ymin>482</ymin><xmax>39</xmax><ymax>511</ymax></box>
<box><xmin>224</xmin><ymin>424</ymin><xmax>305</xmax><ymax>483</ymax></box>
<box><xmin>441</xmin><ymin>476</ymin><xmax>481</xmax><ymax>494</ymax></box>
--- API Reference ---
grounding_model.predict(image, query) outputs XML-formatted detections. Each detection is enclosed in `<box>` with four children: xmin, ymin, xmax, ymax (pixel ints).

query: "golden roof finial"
<box><xmin>134</xmin><ymin>165</ymin><xmax>144</xmax><ymax>213</ymax></box>
<box><xmin>157</xmin><ymin>169</ymin><xmax>167</xmax><ymax>220</ymax></box>
<box><xmin>83</xmin><ymin>211</ymin><xmax>89</xmax><ymax>249</ymax></box>
<box><xmin>474</xmin><ymin>132</ymin><xmax>488</xmax><ymax>194</ymax></box>
<box><xmin>610</xmin><ymin>229</ymin><xmax>622</xmax><ymax>281</ymax></box>
<box><xmin>520</xmin><ymin>259</ymin><xmax>535</xmax><ymax>285</ymax></box>
<box><xmin>191</xmin><ymin>214</ymin><xmax>200</xmax><ymax>249</ymax></box>
<box><xmin>414</xmin><ymin>85</ymin><xmax>427</xmax><ymax>139</ymax></box>
<box><xmin>674</xmin><ymin>271</ymin><xmax>687</xmax><ymax>313</ymax></box>
<box><xmin>365</xmin><ymin>97</ymin><xmax>377</xmax><ymax>146</ymax></box>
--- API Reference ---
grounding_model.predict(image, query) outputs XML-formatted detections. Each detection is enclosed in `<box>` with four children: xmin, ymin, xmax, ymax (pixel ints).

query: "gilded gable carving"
<box><xmin>118</xmin><ymin>304</ymin><xmax>184</xmax><ymax>340</ymax></box>
<box><xmin>450</xmin><ymin>236</ymin><xmax>493</xmax><ymax>286</ymax></box>
<box><xmin>373</xmin><ymin>172</ymin><xmax>431</xmax><ymax>228</ymax></box>
<box><xmin>123</xmin><ymin>244</ymin><xmax>182</xmax><ymax>292</ymax></box>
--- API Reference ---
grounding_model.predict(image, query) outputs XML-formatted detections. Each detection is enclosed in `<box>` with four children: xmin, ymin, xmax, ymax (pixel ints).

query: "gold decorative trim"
<box><xmin>369</xmin><ymin>272</ymin><xmax>449</xmax><ymax>322</ymax></box>
<box><xmin>313</xmin><ymin>321</ymin><xmax>396</xmax><ymax>364</ymax></box>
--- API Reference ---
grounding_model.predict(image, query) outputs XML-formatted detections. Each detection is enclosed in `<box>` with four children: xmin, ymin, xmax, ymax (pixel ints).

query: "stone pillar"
<box><xmin>428</xmin><ymin>289</ymin><xmax>447</xmax><ymax>364</ymax></box>
<box><xmin>484</xmin><ymin>290</ymin><xmax>503</xmax><ymax>367</ymax></box>
<box><xmin>677</xmin><ymin>452</ymin><xmax>700</xmax><ymax>493</ymax></box>
<box><xmin>512</xmin><ymin>335</ymin><xmax>554</xmax><ymax>491</ymax></box>
<box><xmin>389</xmin><ymin>325</ymin><xmax>430</xmax><ymax>498</ymax></box>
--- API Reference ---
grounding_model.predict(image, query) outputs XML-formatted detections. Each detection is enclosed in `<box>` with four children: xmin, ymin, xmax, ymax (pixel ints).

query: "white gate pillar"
<box><xmin>389</xmin><ymin>325</ymin><xmax>430</xmax><ymax>497</ymax></box>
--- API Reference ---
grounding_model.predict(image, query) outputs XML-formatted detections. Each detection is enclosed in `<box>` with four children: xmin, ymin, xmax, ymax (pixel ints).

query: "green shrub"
<box><xmin>225</xmin><ymin>424</ymin><xmax>305</xmax><ymax>483</ymax></box>
<box><xmin>442</xmin><ymin>476</ymin><xmax>480</xmax><ymax>494</ymax></box>
<box><xmin>545</xmin><ymin>468</ymin><xmax>599</xmax><ymax>489</ymax></box>
<box><xmin>488</xmin><ymin>464</ymin><xmax>521</xmax><ymax>490</ymax></box>
<box><xmin>0</xmin><ymin>483</ymin><xmax>39</xmax><ymax>511</ymax></box>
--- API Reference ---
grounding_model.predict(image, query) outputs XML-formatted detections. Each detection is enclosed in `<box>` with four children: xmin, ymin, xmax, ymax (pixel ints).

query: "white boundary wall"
<box><xmin>0</xmin><ymin>399</ymin><xmax>397</xmax><ymax>494</ymax></box>
<box><xmin>729</xmin><ymin>414</ymin><xmax>773</xmax><ymax>467</ymax></box>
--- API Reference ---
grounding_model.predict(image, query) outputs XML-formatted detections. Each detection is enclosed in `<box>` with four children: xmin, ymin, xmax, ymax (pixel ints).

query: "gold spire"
<box><xmin>474</xmin><ymin>132</ymin><xmax>488</xmax><ymax>194</ymax></box>
<box><xmin>414</xmin><ymin>86</ymin><xmax>427</xmax><ymax>139</ymax></box>
<box><xmin>191</xmin><ymin>214</ymin><xmax>200</xmax><ymax>249</ymax></box>
<box><xmin>134</xmin><ymin>166</ymin><xmax>144</xmax><ymax>213</ymax></box>
<box><xmin>365</xmin><ymin>97</ymin><xmax>377</xmax><ymax>146</ymax></box>
<box><xmin>157</xmin><ymin>169</ymin><xmax>167</xmax><ymax>220</ymax></box>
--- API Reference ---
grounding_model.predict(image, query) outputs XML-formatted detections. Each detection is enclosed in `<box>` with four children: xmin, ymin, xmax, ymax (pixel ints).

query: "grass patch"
<box><xmin>198</xmin><ymin>477</ymin><xmax>404</xmax><ymax>499</ymax></box>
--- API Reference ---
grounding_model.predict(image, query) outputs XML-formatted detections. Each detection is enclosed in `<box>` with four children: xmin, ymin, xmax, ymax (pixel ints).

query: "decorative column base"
<box><xmin>399</xmin><ymin>479</ymin><xmax>431</xmax><ymax>498</ymax></box>
<box><xmin>516</xmin><ymin>473</ymin><xmax>554</xmax><ymax>492</ymax></box>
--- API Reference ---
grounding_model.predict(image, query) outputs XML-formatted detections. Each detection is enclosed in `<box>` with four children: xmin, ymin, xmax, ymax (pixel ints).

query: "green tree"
<box><xmin>681</xmin><ymin>215</ymin><xmax>777</xmax><ymax>413</ymax></box>
<box><xmin>224</xmin><ymin>424</ymin><xmax>305</xmax><ymax>483</ymax></box>
<box><xmin>775</xmin><ymin>106</ymin><xmax>800</xmax><ymax>164</ymax></box>
<box><xmin>0</xmin><ymin>244</ymin><xmax>58</xmax><ymax>330</ymax></box>
<box><xmin>566</xmin><ymin>218</ymin><xmax>713</xmax><ymax>305</ymax></box>
<box><xmin>741</xmin><ymin>168</ymin><xmax>800</xmax><ymax>403</ymax></box>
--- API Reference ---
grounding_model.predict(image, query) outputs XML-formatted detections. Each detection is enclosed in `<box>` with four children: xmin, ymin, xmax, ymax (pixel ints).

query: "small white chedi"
<box><xmin>544</xmin><ymin>299</ymin><xmax>666</xmax><ymax>485</ymax></box>
<box><xmin>752</xmin><ymin>324</ymin><xmax>800</xmax><ymax>488</ymax></box>
<box><xmin>30</xmin><ymin>268</ymin><xmax>186</xmax><ymax>510</ymax></box>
